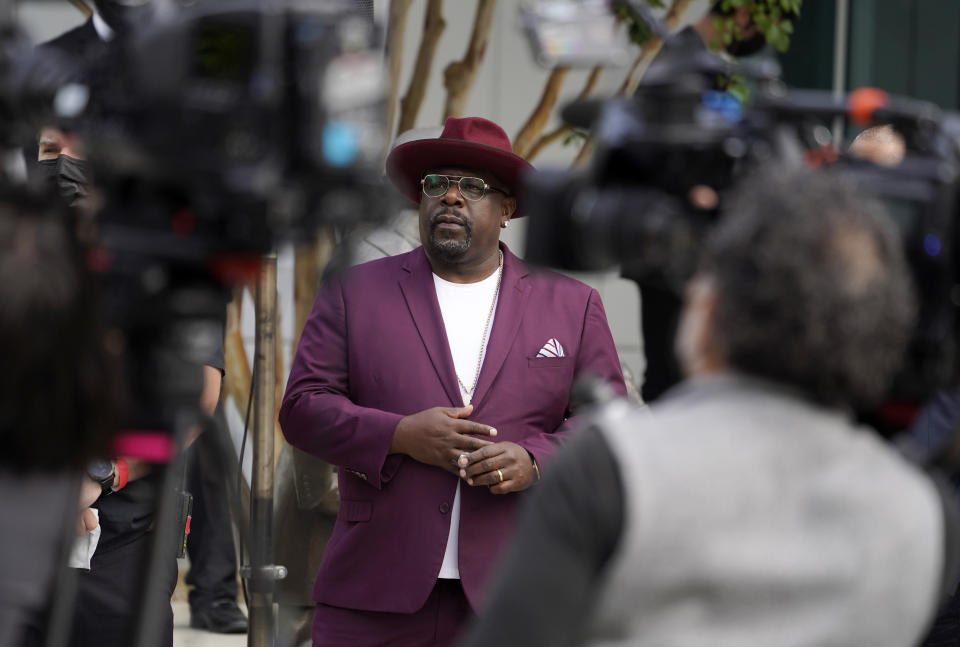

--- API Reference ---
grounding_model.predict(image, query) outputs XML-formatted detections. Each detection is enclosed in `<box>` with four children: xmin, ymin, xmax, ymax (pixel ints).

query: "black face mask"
<box><xmin>38</xmin><ymin>155</ymin><xmax>89</xmax><ymax>206</ymax></box>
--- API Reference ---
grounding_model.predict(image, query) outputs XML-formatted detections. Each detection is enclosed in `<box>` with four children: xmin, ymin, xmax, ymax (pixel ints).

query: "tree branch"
<box><xmin>577</xmin><ymin>65</ymin><xmax>605</xmax><ymax>101</ymax></box>
<box><xmin>443</xmin><ymin>0</ymin><xmax>497</xmax><ymax>120</ymax></box>
<box><xmin>513</xmin><ymin>66</ymin><xmax>570</xmax><ymax>158</ymax></box>
<box><xmin>68</xmin><ymin>0</ymin><xmax>92</xmax><ymax>17</ymax></box>
<box><xmin>524</xmin><ymin>66</ymin><xmax>603</xmax><ymax>161</ymax></box>
<box><xmin>398</xmin><ymin>0</ymin><xmax>446</xmax><ymax>136</ymax></box>
<box><xmin>618</xmin><ymin>40</ymin><xmax>664</xmax><ymax>96</ymax></box>
<box><xmin>526</xmin><ymin>126</ymin><xmax>570</xmax><ymax>162</ymax></box>
<box><xmin>384</xmin><ymin>0</ymin><xmax>414</xmax><ymax>140</ymax></box>
<box><xmin>619</xmin><ymin>0</ymin><xmax>696</xmax><ymax>95</ymax></box>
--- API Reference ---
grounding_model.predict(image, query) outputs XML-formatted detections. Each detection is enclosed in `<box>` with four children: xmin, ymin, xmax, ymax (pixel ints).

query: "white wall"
<box><xmin>16</xmin><ymin>1</ymin><xmax>87</xmax><ymax>43</ymax></box>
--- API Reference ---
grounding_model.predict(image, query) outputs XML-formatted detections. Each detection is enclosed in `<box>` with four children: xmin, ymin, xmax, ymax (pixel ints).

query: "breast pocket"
<box><xmin>526</xmin><ymin>355</ymin><xmax>576</xmax><ymax>392</ymax></box>
<box><xmin>527</xmin><ymin>356</ymin><xmax>574</xmax><ymax>369</ymax></box>
<box><xmin>518</xmin><ymin>356</ymin><xmax>577</xmax><ymax>426</ymax></box>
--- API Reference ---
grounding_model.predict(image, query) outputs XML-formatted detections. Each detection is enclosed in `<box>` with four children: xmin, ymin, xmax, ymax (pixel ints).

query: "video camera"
<box><xmin>0</xmin><ymin>0</ymin><xmax>393</xmax><ymax>412</ymax></box>
<box><xmin>521</xmin><ymin>3</ymin><xmax>960</xmax><ymax>413</ymax></box>
<box><xmin>84</xmin><ymin>0</ymin><xmax>387</xmax><ymax>267</ymax></box>
<box><xmin>3</xmin><ymin>0</ymin><xmax>389</xmax><ymax>261</ymax></box>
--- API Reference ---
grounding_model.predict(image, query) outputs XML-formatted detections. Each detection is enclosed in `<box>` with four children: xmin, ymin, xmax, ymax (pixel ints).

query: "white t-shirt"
<box><xmin>433</xmin><ymin>266</ymin><xmax>501</xmax><ymax>579</ymax></box>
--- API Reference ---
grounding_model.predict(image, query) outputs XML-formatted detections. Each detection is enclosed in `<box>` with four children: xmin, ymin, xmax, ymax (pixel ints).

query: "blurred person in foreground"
<box><xmin>41</xmin><ymin>1</ymin><xmax>245</xmax><ymax>632</ymax></box>
<box><xmin>30</xmin><ymin>122</ymin><xmax>227</xmax><ymax>645</ymax></box>
<box><xmin>0</xmin><ymin>189</ymin><xmax>119</xmax><ymax>647</ymax></box>
<box><xmin>850</xmin><ymin>123</ymin><xmax>960</xmax><ymax>647</ymax></box>
<box><xmin>463</xmin><ymin>167</ymin><xmax>958</xmax><ymax>647</ymax></box>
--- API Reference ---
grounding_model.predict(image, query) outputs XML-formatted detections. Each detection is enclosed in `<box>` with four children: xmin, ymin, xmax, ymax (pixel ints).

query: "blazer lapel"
<box><xmin>470</xmin><ymin>246</ymin><xmax>531</xmax><ymax>410</ymax></box>
<box><xmin>398</xmin><ymin>249</ymin><xmax>464</xmax><ymax>407</ymax></box>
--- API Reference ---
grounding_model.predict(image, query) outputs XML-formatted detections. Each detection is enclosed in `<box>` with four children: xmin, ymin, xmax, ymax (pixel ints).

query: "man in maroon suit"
<box><xmin>279</xmin><ymin>116</ymin><xmax>626</xmax><ymax>646</ymax></box>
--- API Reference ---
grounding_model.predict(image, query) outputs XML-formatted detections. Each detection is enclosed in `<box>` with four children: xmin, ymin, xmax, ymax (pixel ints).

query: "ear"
<box><xmin>676</xmin><ymin>277</ymin><xmax>724</xmax><ymax>376</ymax></box>
<box><xmin>502</xmin><ymin>196</ymin><xmax>517</xmax><ymax>221</ymax></box>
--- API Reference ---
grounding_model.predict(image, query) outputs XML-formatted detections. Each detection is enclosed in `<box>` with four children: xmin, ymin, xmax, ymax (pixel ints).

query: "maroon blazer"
<box><xmin>279</xmin><ymin>243</ymin><xmax>626</xmax><ymax>614</ymax></box>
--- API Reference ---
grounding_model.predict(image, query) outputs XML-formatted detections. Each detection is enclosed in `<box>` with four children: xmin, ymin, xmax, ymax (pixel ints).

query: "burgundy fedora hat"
<box><xmin>385</xmin><ymin>116</ymin><xmax>534</xmax><ymax>217</ymax></box>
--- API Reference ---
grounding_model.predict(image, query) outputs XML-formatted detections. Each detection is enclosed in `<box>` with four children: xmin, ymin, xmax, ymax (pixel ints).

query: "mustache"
<box><xmin>430</xmin><ymin>208</ymin><xmax>470</xmax><ymax>231</ymax></box>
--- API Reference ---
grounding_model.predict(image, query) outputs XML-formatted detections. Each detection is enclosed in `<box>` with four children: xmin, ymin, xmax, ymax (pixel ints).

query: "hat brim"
<box><xmin>385</xmin><ymin>139</ymin><xmax>534</xmax><ymax>217</ymax></box>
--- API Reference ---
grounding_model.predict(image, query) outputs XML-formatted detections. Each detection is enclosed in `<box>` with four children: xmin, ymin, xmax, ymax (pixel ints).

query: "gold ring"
<box><xmin>497</xmin><ymin>468</ymin><xmax>504</xmax><ymax>483</ymax></box>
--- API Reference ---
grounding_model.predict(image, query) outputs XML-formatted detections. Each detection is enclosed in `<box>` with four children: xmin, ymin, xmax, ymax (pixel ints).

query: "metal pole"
<box><xmin>247</xmin><ymin>253</ymin><xmax>280</xmax><ymax>647</ymax></box>
<box><xmin>832</xmin><ymin>0</ymin><xmax>850</xmax><ymax>147</ymax></box>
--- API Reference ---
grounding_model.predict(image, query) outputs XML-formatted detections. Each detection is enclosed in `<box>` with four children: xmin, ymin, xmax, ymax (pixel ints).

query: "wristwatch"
<box><xmin>86</xmin><ymin>459</ymin><xmax>116</xmax><ymax>496</ymax></box>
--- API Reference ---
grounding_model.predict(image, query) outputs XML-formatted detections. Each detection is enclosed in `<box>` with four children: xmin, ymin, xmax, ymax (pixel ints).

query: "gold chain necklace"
<box><xmin>457</xmin><ymin>251</ymin><xmax>503</xmax><ymax>398</ymax></box>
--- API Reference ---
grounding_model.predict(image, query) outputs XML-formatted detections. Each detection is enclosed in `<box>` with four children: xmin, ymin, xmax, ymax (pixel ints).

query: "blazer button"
<box><xmin>439</xmin><ymin>502</ymin><xmax>450</xmax><ymax>514</ymax></box>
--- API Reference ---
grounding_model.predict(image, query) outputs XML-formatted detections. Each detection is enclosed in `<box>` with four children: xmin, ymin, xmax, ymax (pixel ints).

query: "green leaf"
<box><xmin>716</xmin><ymin>0</ymin><xmax>802</xmax><ymax>55</ymax></box>
<box><xmin>766</xmin><ymin>24</ymin><xmax>781</xmax><ymax>44</ymax></box>
<box><xmin>562</xmin><ymin>130</ymin><xmax>587</xmax><ymax>147</ymax></box>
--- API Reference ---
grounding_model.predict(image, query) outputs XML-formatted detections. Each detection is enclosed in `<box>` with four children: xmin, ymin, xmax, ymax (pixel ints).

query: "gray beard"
<box><xmin>428</xmin><ymin>229</ymin><xmax>472</xmax><ymax>263</ymax></box>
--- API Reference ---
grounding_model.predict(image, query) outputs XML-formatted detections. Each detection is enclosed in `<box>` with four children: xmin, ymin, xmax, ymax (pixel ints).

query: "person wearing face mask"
<box><xmin>25</xmin><ymin>1</ymin><xmax>136</xmax><ymax>163</ymax></box>
<box><xmin>36</xmin><ymin>4</ymin><xmax>248</xmax><ymax>635</ymax></box>
<box><xmin>35</xmin><ymin>130</ymin><xmax>231</xmax><ymax>645</ymax></box>
<box><xmin>37</xmin><ymin>126</ymin><xmax>89</xmax><ymax>208</ymax></box>
<box><xmin>42</xmin><ymin>123</ymin><xmax>227</xmax><ymax>644</ymax></box>
<box><xmin>22</xmin><ymin>1</ymin><xmax>126</xmax><ymax>184</ymax></box>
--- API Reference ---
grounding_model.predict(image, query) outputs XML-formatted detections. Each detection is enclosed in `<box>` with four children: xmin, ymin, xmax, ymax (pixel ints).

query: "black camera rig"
<box><xmin>523</xmin><ymin>45</ymin><xmax>960</xmax><ymax>413</ymax></box>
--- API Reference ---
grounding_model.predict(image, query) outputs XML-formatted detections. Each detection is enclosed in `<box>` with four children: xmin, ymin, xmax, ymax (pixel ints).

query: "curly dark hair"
<box><xmin>0</xmin><ymin>190</ymin><xmax>121</xmax><ymax>471</ymax></box>
<box><xmin>700</xmin><ymin>166</ymin><xmax>915</xmax><ymax>408</ymax></box>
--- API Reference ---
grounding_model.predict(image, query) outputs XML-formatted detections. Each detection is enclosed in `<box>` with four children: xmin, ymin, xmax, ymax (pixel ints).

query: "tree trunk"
<box><xmin>224</xmin><ymin>285</ymin><xmax>252</xmax><ymax>435</ymax></box>
<box><xmin>398</xmin><ymin>0</ymin><xmax>447</xmax><ymax>136</ymax></box>
<box><xmin>292</xmin><ymin>231</ymin><xmax>338</xmax><ymax>351</ymax></box>
<box><xmin>513</xmin><ymin>67</ymin><xmax>570</xmax><ymax>158</ymax></box>
<box><xmin>384</xmin><ymin>0</ymin><xmax>414</xmax><ymax>140</ymax></box>
<box><xmin>443</xmin><ymin>0</ymin><xmax>497</xmax><ymax>120</ymax></box>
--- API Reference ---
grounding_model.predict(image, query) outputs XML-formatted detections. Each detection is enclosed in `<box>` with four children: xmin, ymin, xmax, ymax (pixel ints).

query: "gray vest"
<box><xmin>591</xmin><ymin>374</ymin><xmax>943</xmax><ymax>647</ymax></box>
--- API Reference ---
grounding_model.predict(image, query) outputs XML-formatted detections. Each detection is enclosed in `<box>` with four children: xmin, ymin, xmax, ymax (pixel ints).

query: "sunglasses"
<box><xmin>421</xmin><ymin>174</ymin><xmax>510</xmax><ymax>201</ymax></box>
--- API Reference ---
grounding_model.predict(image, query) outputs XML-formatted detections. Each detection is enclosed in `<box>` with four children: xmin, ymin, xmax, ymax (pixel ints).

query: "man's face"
<box><xmin>37</xmin><ymin>127</ymin><xmax>92</xmax><ymax>210</ymax></box>
<box><xmin>38</xmin><ymin>127</ymin><xmax>84</xmax><ymax>162</ymax></box>
<box><xmin>418</xmin><ymin>167</ymin><xmax>514</xmax><ymax>266</ymax></box>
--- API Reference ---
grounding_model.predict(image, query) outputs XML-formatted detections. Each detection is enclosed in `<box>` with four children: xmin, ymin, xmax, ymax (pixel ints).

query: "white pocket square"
<box><xmin>536</xmin><ymin>338</ymin><xmax>565</xmax><ymax>358</ymax></box>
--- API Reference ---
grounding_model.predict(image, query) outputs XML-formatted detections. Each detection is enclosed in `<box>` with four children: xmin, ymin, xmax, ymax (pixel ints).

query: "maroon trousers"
<box><xmin>312</xmin><ymin>579</ymin><xmax>474</xmax><ymax>647</ymax></box>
